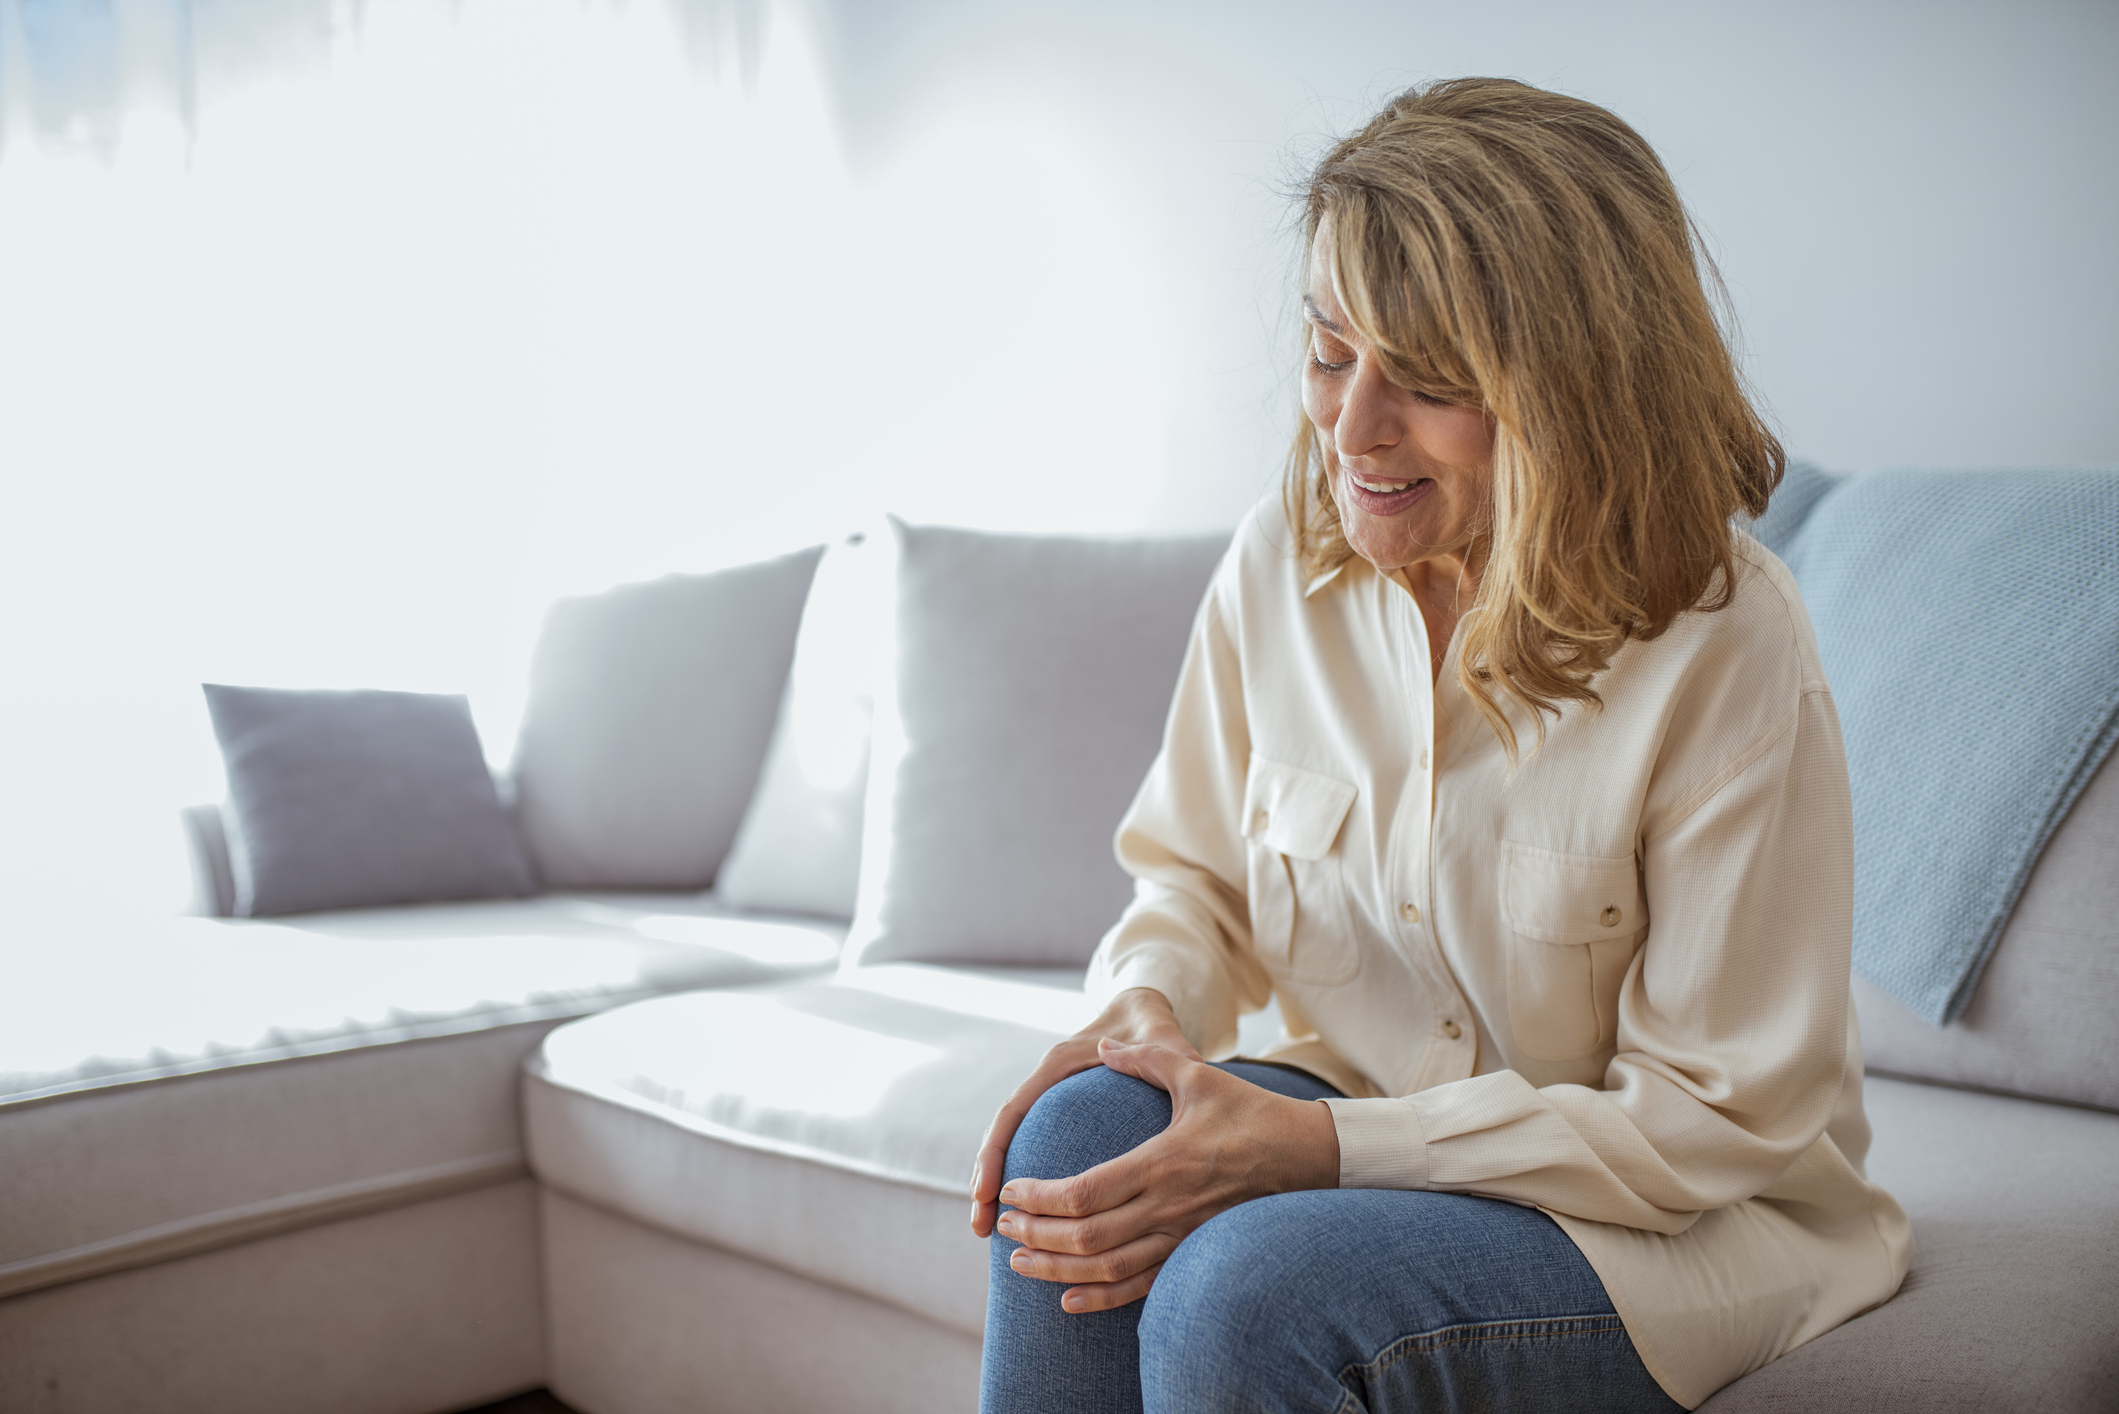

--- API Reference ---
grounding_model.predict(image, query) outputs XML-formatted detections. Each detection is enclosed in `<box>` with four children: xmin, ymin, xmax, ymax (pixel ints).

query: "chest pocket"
<box><xmin>1500</xmin><ymin>842</ymin><xmax>1647</xmax><ymax>1061</ymax></box>
<box><xmin>1244</xmin><ymin>756</ymin><xmax>1360</xmax><ymax>986</ymax></box>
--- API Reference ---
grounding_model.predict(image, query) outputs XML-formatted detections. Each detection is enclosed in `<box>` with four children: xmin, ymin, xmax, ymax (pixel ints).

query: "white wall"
<box><xmin>0</xmin><ymin>0</ymin><xmax>2111</xmax><ymax>918</ymax></box>
<box><xmin>804</xmin><ymin>0</ymin><xmax>2119</xmax><ymax>521</ymax></box>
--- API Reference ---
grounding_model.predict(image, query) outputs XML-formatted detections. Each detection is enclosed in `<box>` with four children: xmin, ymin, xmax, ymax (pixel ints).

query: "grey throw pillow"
<box><xmin>511</xmin><ymin>545</ymin><xmax>825</xmax><ymax>889</ymax></box>
<box><xmin>204</xmin><ymin>685</ymin><xmax>537</xmax><ymax>917</ymax></box>
<box><xmin>847</xmin><ymin>521</ymin><xmax>1231</xmax><ymax>967</ymax></box>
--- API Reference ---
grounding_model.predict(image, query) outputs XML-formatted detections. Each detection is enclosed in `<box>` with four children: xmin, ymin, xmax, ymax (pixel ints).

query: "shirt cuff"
<box><xmin>1323</xmin><ymin>1096</ymin><xmax>1431</xmax><ymax>1190</ymax></box>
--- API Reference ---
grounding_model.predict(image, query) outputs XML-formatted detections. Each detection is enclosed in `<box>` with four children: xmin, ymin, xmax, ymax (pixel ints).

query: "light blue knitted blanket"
<box><xmin>1754</xmin><ymin>464</ymin><xmax>2119</xmax><ymax>1024</ymax></box>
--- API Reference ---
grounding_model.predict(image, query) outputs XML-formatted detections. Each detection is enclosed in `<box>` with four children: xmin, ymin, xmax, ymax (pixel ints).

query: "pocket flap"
<box><xmin>1244</xmin><ymin>756</ymin><xmax>1356</xmax><ymax>862</ymax></box>
<box><xmin>1501</xmin><ymin>841</ymin><xmax>1644</xmax><ymax>944</ymax></box>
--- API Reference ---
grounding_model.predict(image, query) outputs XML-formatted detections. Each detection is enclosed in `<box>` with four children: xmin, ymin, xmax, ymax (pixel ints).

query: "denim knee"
<box><xmin>1140</xmin><ymin>1200</ymin><xmax>1289</xmax><ymax>1340</ymax></box>
<box><xmin>1139</xmin><ymin>1196</ymin><xmax>1335</xmax><ymax>1408</ymax></box>
<box><xmin>1004</xmin><ymin>1065</ymin><xmax>1175</xmax><ymax>1187</ymax></box>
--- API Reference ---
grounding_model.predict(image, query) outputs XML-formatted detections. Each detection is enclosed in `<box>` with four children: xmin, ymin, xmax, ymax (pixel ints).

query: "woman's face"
<box><xmin>1302</xmin><ymin>233</ymin><xmax>1496</xmax><ymax>577</ymax></box>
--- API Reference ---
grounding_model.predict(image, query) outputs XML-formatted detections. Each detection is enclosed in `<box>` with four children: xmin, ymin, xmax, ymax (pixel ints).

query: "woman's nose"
<box><xmin>1332</xmin><ymin>359</ymin><xmax>1405</xmax><ymax>460</ymax></box>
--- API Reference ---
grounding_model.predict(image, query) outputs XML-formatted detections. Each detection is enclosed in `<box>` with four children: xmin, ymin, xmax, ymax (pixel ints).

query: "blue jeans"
<box><xmin>979</xmin><ymin>1063</ymin><xmax>1681</xmax><ymax>1414</ymax></box>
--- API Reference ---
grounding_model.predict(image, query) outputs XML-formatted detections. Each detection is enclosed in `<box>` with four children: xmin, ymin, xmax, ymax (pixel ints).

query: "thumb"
<box><xmin>1097</xmin><ymin>1036</ymin><xmax>1194</xmax><ymax>1094</ymax></box>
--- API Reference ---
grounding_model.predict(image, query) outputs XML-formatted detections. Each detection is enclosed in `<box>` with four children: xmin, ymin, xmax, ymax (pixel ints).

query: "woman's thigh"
<box><xmin>979</xmin><ymin>1061</ymin><xmax>1338</xmax><ymax>1414</ymax></box>
<box><xmin>1140</xmin><ymin>1189</ymin><xmax>1681</xmax><ymax>1414</ymax></box>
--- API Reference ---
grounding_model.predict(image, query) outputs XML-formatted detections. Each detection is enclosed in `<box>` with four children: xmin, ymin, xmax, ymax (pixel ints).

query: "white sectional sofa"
<box><xmin>4</xmin><ymin>489</ymin><xmax>2115</xmax><ymax>1414</ymax></box>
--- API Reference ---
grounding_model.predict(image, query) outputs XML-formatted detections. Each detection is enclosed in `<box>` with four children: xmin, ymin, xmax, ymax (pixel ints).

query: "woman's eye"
<box><xmin>1309</xmin><ymin>338</ymin><xmax>1355</xmax><ymax>374</ymax></box>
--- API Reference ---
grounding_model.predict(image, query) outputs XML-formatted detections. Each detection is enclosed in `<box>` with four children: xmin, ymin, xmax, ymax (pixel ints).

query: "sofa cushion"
<box><xmin>203</xmin><ymin>684</ymin><xmax>536</xmax><ymax>916</ymax></box>
<box><xmin>715</xmin><ymin>535</ymin><xmax>890</xmax><ymax>921</ymax></box>
<box><xmin>712</xmin><ymin>685</ymin><xmax>872</xmax><ymax>920</ymax></box>
<box><xmin>511</xmin><ymin>545</ymin><xmax>824</xmax><ymax>889</ymax></box>
<box><xmin>535</xmin><ymin>982</ymin><xmax>2119</xmax><ymax>1412</ymax></box>
<box><xmin>1855</xmin><ymin>748</ymin><xmax>2119</xmax><ymax>1112</ymax></box>
<box><xmin>526</xmin><ymin>964</ymin><xmax>1296</xmax><ymax>1335</ymax></box>
<box><xmin>1701</xmin><ymin>1076</ymin><xmax>2119</xmax><ymax>1411</ymax></box>
<box><xmin>848</xmin><ymin>521</ymin><xmax>1229</xmax><ymax>967</ymax></box>
<box><xmin>525</xmin><ymin>965</ymin><xmax>1097</xmax><ymax>1334</ymax></box>
<box><xmin>0</xmin><ymin>895</ymin><xmax>840</xmax><ymax>1301</ymax></box>
<box><xmin>1740</xmin><ymin>461</ymin><xmax>1842</xmax><ymax>560</ymax></box>
<box><xmin>180</xmin><ymin>803</ymin><xmax>240</xmax><ymax>918</ymax></box>
<box><xmin>1778</xmin><ymin>467</ymin><xmax>2119</xmax><ymax>1023</ymax></box>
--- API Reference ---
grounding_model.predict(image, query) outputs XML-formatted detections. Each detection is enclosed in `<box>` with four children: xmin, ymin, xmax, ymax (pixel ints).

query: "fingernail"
<box><xmin>968</xmin><ymin>1164</ymin><xmax>981</xmax><ymax>1199</ymax></box>
<box><xmin>995</xmin><ymin>1212</ymin><xmax>1016</xmax><ymax>1237</ymax></box>
<box><xmin>1062</xmin><ymin>1292</ymin><xmax>1083</xmax><ymax>1312</ymax></box>
<box><xmin>970</xmin><ymin>1201</ymin><xmax>983</xmax><ymax>1226</ymax></box>
<box><xmin>1009</xmin><ymin>1248</ymin><xmax>1030</xmax><ymax>1270</ymax></box>
<box><xmin>1000</xmin><ymin>1183</ymin><xmax>1021</xmax><ymax>1205</ymax></box>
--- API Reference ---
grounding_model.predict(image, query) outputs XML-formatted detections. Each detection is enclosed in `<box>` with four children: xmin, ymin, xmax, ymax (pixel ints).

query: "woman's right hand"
<box><xmin>969</xmin><ymin>986</ymin><xmax>1199</xmax><ymax>1238</ymax></box>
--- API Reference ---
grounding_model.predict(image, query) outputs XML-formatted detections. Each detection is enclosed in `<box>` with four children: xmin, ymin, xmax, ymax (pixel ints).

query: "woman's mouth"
<box><xmin>1342</xmin><ymin>467</ymin><xmax>1434</xmax><ymax>516</ymax></box>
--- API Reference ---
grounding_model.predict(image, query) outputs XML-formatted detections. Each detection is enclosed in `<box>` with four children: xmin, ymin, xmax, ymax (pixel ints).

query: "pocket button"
<box><xmin>1600</xmin><ymin>905</ymin><xmax>1622</xmax><ymax>927</ymax></box>
<box><xmin>1441</xmin><ymin>1019</ymin><xmax>1461</xmax><ymax>1040</ymax></box>
<box><xmin>1400</xmin><ymin>902</ymin><xmax>1420</xmax><ymax>923</ymax></box>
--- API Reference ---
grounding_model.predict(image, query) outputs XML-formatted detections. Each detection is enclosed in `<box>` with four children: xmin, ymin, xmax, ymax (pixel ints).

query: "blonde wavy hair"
<box><xmin>1286</xmin><ymin>78</ymin><xmax>1782</xmax><ymax>757</ymax></box>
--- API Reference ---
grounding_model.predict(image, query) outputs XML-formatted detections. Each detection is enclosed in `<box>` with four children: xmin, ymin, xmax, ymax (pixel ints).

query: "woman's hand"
<box><xmin>970</xmin><ymin>988</ymin><xmax>1199</xmax><ymax>1240</ymax></box>
<box><xmin>992</xmin><ymin>1038</ymin><xmax>1341</xmax><ymax>1313</ymax></box>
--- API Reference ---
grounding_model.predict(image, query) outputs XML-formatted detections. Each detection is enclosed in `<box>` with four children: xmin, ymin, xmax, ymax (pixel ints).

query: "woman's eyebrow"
<box><xmin>1301</xmin><ymin>296</ymin><xmax>1345</xmax><ymax>334</ymax></box>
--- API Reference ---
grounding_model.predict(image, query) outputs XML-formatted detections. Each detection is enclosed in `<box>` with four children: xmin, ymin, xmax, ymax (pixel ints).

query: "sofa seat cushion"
<box><xmin>537</xmin><ymin>982</ymin><xmax>2119</xmax><ymax>1404</ymax></box>
<box><xmin>0</xmin><ymin>894</ymin><xmax>840</xmax><ymax>1301</ymax></box>
<box><xmin>1702</xmin><ymin>1075</ymin><xmax>2119</xmax><ymax>1411</ymax></box>
<box><xmin>2</xmin><ymin>895</ymin><xmax>840</xmax><ymax>1105</ymax></box>
<box><xmin>525</xmin><ymin>964</ymin><xmax>1097</xmax><ymax>1335</ymax></box>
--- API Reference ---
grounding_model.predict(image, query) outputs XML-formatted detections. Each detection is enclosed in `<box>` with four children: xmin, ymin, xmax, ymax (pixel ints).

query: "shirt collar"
<box><xmin>1303</xmin><ymin>561</ymin><xmax>1349</xmax><ymax>598</ymax></box>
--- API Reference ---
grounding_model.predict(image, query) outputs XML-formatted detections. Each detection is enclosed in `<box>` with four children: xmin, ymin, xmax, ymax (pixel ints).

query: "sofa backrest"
<box><xmin>1855</xmin><ymin>746</ymin><xmax>2119</xmax><ymax>1111</ymax></box>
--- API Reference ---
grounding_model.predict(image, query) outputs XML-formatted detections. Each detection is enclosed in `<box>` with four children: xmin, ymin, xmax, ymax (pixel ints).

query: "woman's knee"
<box><xmin>1139</xmin><ymin>1195</ymin><xmax>1331</xmax><ymax>1401</ymax></box>
<box><xmin>1004</xmin><ymin>1065</ymin><xmax>1173</xmax><ymax>1185</ymax></box>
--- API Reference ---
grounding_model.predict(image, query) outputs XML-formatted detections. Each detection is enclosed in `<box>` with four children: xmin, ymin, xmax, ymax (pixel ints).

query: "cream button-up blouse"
<box><xmin>1086</xmin><ymin>503</ymin><xmax>1913</xmax><ymax>1409</ymax></box>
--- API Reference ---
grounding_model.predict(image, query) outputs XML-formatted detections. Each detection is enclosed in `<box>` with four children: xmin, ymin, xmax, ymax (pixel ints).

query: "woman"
<box><xmin>970</xmin><ymin>78</ymin><xmax>1911</xmax><ymax>1413</ymax></box>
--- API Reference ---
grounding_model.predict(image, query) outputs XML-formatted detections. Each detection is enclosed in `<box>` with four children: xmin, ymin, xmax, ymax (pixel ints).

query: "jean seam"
<box><xmin>1340</xmin><ymin>1312</ymin><xmax>1630</xmax><ymax>1389</ymax></box>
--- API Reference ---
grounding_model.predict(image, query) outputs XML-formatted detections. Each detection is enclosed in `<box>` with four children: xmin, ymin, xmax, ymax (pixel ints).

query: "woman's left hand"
<box><xmin>994</xmin><ymin>1038</ymin><xmax>1341</xmax><ymax>1314</ymax></box>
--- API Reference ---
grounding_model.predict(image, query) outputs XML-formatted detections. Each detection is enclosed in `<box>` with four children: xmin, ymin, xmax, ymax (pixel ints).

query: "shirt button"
<box><xmin>1600</xmin><ymin>905</ymin><xmax>1622</xmax><ymax>927</ymax></box>
<box><xmin>1400</xmin><ymin>902</ymin><xmax>1420</xmax><ymax>923</ymax></box>
<box><xmin>1442</xmin><ymin>1019</ymin><xmax>1462</xmax><ymax>1040</ymax></box>
<box><xmin>1252</xmin><ymin>809</ymin><xmax>1270</xmax><ymax>832</ymax></box>
<box><xmin>1418</xmin><ymin>749</ymin><xmax>1430</xmax><ymax>770</ymax></box>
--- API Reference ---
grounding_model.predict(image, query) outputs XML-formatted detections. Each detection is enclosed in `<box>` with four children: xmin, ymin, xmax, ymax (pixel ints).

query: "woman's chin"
<box><xmin>1344</xmin><ymin>520</ymin><xmax>1434</xmax><ymax>575</ymax></box>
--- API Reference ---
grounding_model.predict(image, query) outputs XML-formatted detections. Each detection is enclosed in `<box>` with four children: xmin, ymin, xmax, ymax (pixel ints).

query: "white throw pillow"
<box><xmin>511</xmin><ymin>545</ymin><xmax>824</xmax><ymax>889</ymax></box>
<box><xmin>845</xmin><ymin>519</ymin><xmax>1230</xmax><ymax>968</ymax></box>
<box><xmin>715</xmin><ymin>534</ymin><xmax>891</xmax><ymax>920</ymax></box>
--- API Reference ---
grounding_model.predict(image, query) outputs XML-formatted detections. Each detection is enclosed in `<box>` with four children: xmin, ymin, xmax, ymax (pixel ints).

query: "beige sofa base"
<box><xmin>0</xmin><ymin>1180</ymin><xmax>544</xmax><ymax>1414</ymax></box>
<box><xmin>542</xmin><ymin>1189</ymin><xmax>981</xmax><ymax>1414</ymax></box>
